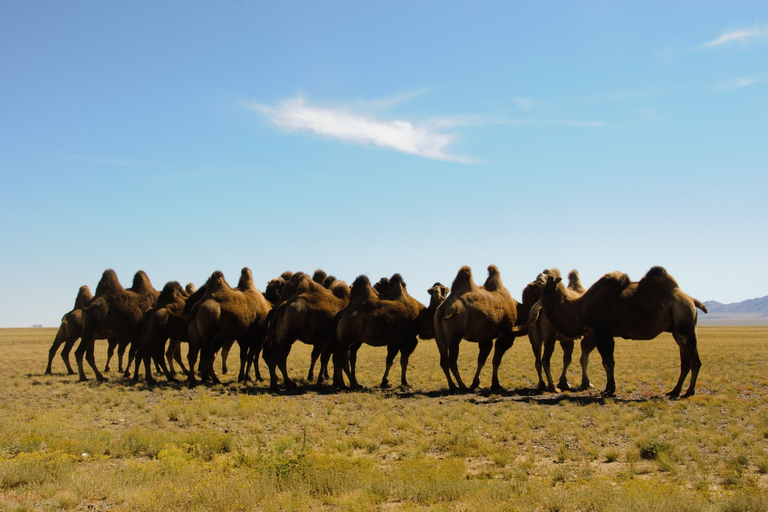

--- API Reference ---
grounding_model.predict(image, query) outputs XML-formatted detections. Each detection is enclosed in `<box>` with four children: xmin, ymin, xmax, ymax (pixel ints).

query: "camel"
<box><xmin>532</xmin><ymin>266</ymin><xmax>708</xmax><ymax>398</ymax></box>
<box><xmin>187</xmin><ymin>268</ymin><xmax>270</xmax><ymax>385</ymax></box>
<box><xmin>265</xmin><ymin>272</ymin><xmax>350</xmax><ymax>390</ymax></box>
<box><xmin>333</xmin><ymin>273</ymin><xmax>427</xmax><ymax>389</ymax></box>
<box><xmin>75</xmin><ymin>270</ymin><xmax>160</xmax><ymax>382</ymax></box>
<box><xmin>434</xmin><ymin>265</ymin><xmax>535</xmax><ymax>392</ymax></box>
<box><xmin>46</xmin><ymin>285</ymin><xmax>94</xmax><ymax>374</ymax></box>
<box><xmin>131</xmin><ymin>280</ymin><xmax>192</xmax><ymax>384</ymax></box>
<box><xmin>519</xmin><ymin>269</ymin><xmax>592</xmax><ymax>392</ymax></box>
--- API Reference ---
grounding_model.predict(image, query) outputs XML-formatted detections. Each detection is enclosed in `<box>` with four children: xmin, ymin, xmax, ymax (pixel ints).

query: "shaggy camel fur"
<box><xmin>76</xmin><ymin>270</ymin><xmax>159</xmax><ymax>382</ymax></box>
<box><xmin>533</xmin><ymin>266</ymin><xmax>708</xmax><ymax>397</ymax></box>
<box><xmin>434</xmin><ymin>265</ymin><xmax>534</xmax><ymax>392</ymax></box>
<box><xmin>265</xmin><ymin>272</ymin><xmax>350</xmax><ymax>390</ymax></box>
<box><xmin>187</xmin><ymin>268</ymin><xmax>270</xmax><ymax>385</ymax></box>
<box><xmin>519</xmin><ymin>269</ymin><xmax>592</xmax><ymax>392</ymax></box>
<box><xmin>333</xmin><ymin>274</ymin><xmax>426</xmax><ymax>389</ymax></box>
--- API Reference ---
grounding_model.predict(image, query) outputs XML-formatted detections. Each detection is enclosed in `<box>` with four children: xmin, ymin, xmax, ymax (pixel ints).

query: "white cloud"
<box><xmin>248</xmin><ymin>96</ymin><xmax>473</xmax><ymax>163</ymax></box>
<box><xmin>703</xmin><ymin>27</ymin><xmax>768</xmax><ymax>48</ymax></box>
<box><xmin>714</xmin><ymin>77</ymin><xmax>764</xmax><ymax>90</ymax></box>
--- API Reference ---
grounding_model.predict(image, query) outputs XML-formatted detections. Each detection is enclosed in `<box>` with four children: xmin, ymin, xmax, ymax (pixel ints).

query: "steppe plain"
<box><xmin>1</xmin><ymin>326</ymin><xmax>767</xmax><ymax>511</ymax></box>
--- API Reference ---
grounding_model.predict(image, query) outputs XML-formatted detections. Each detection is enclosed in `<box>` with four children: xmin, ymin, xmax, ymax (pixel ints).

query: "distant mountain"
<box><xmin>700</xmin><ymin>296</ymin><xmax>768</xmax><ymax>326</ymax></box>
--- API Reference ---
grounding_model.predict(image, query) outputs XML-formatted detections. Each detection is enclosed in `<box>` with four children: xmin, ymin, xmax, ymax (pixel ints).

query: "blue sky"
<box><xmin>1</xmin><ymin>1</ymin><xmax>767</xmax><ymax>327</ymax></box>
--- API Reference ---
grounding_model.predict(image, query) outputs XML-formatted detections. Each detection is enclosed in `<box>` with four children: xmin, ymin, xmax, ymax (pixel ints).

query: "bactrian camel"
<box><xmin>532</xmin><ymin>266</ymin><xmax>707</xmax><ymax>398</ymax></box>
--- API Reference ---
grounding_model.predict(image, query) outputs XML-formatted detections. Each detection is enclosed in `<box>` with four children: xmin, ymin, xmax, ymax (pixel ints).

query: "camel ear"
<box><xmin>555</xmin><ymin>277</ymin><xmax>562</xmax><ymax>284</ymax></box>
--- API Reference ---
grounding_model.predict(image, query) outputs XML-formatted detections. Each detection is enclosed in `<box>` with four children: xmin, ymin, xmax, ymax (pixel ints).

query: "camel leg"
<box><xmin>557</xmin><ymin>340</ymin><xmax>574</xmax><ymax>391</ymax></box>
<box><xmin>528</xmin><ymin>326</ymin><xmax>546</xmax><ymax>391</ymax></box>
<box><xmin>541</xmin><ymin>332</ymin><xmax>558</xmax><ymax>392</ymax></box>
<box><xmin>399</xmin><ymin>335</ymin><xmax>418</xmax><ymax>388</ymax></box>
<box><xmin>435</xmin><ymin>334</ymin><xmax>458</xmax><ymax>391</ymax></box>
<box><xmin>578</xmin><ymin>335</ymin><xmax>596</xmax><ymax>390</ymax></box>
<box><xmin>316</xmin><ymin>336</ymin><xmax>335</xmax><ymax>386</ymax></box>
<box><xmin>221</xmin><ymin>340</ymin><xmax>232</xmax><ymax>375</ymax></box>
<box><xmin>490</xmin><ymin>335</ymin><xmax>514</xmax><ymax>392</ymax></box>
<box><xmin>104</xmin><ymin>339</ymin><xmax>117</xmax><ymax>372</ymax></box>
<box><xmin>380</xmin><ymin>343</ymin><xmax>399</xmax><ymax>388</ymax></box>
<box><xmin>332</xmin><ymin>338</ymin><xmax>349</xmax><ymax>388</ymax></box>
<box><xmin>164</xmin><ymin>339</ymin><xmax>178</xmax><ymax>378</ymax></box>
<box><xmin>668</xmin><ymin>330</ymin><xmax>700</xmax><ymax>398</ymax></box>
<box><xmin>46</xmin><ymin>327</ymin><xmax>67</xmax><ymax>374</ymax></box>
<box><xmin>118</xmin><ymin>340</ymin><xmax>130</xmax><ymax>374</ymax></box>
<box><xmin>267</xmin><ymin>342</ymin><xmax>281</xmax><ymax>391</ymax></box>
<box><xmin>87</xmin><ymin>342</ymin><xmax>107</xmax><ymax>382</ymax></box>
<box><xmin>470</xmin><ymin>340</ymin><xmax>493</xmax><ymax>390</ymax></box>
<box><xmin>172</xmin><ymin>341</ymin><xmax>189</xmax><ymax>375</ymax></box>
<box><xmin>307</xmin><ymin>344</ymin><xmax>322</xmax><ymax>382</ymax></box>
<box><xmin>276</xmin><ymin>341</ymin><xmax>296</xmax><ymax>390</ymax></box>
<box><xmin>236</xmin><ymin>339</ymin><xmax>250</xmax><ymax>383</ymax></box>
<box><xmin>445</xmin><ymin>335</ymin><xmax>470</xmax><ymax>391</ymax></box>
<box><xmin>348</xmin><ymin>342</ymin><xmax>363</xmax><ymax>389</ymax></box>
<box><xmin>60</xmin><ymin>338</ymin><xmax>77</xmax><ymax>375</ymax></box>
<box><xmin>594</xmin><ymin>331</ymin><xmax>615</xmax><ymax>396</ymax></box>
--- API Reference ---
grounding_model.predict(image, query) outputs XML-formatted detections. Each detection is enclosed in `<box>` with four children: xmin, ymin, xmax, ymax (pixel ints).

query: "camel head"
<box><xmin>428</xmin><ymin>282</ymin><xmax>449</xmax><ymax>304</ymax></box>
<box><xmin>185</xmin><ymin>283</ymin><xmax>196</xmax><ymax>295</ymax></box>
<box><xmin>265</xmin><ymin>277</ymin><xmax>287</xmax><ymax>305</ymax></box>
<box><xmin>535</xmin><ymin>270</ymin><xmax>562</xmax><ymax>295</ymax></box>
<box><xmin>157</xmin><ymin>281</ymin><xmax>186</xmax><ymax>307</ymax></box>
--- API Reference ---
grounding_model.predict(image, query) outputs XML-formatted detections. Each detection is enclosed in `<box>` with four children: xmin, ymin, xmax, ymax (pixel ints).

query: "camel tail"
<box><xmin>694</xmin><ymin>299</ymin><xmax>708</xmax><ymax>314</ymax></box>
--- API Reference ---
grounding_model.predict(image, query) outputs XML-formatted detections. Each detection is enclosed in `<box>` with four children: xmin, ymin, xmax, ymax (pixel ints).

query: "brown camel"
<box><xmin>265</xmin><ymin>272</ymin><xmax>350</xmax><ymax>390</ymax></box>
<box><xmin>75</xmin><ymin>270</ymin><xmax>160</xmax><ymax>382</ymax></box>
<box><xmin>333</xmin><ymin>273</ymin><xmax>426</xmax><ymax>389</ymax></box>
<box><xmin>131</xmin><ymin>280</ymin><xmax>192</xmax><ymax>384</ymax></box>
<box><xmin>519</xmin><ymin>269</ymin><xmax>592</xmax><ymax>392</ymax></box>
<box><xmin>46</xmin><ymin>285</ymin><xmax>94</xmax><ymax>374</ymax></box>
<box><xmin>434</xmin><ymin>265</ymin><xmax>534</xmax><ymax>392</ymax></box>
<box><xmin>187</xmin><ymin>268</ymin><xmax>270</xmax><ymax>385</ymax></box>
<box><xmin>533</xmin><ymin>266</ymin><xmax>707</xmax><ymax>397</ymax></box>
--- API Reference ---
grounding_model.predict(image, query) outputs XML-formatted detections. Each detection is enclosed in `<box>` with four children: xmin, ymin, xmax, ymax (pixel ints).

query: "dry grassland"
<box><xmin>1</xmin><ymin>327</ymin><xmax>767</xmax><ymax>511</ymax></box>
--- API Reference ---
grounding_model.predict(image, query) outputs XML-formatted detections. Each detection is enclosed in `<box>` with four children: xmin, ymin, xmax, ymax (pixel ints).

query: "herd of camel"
<box><xmin>45</xmin><ymin>264</ymin><xmax>708</xmax><ymax>398</ymax></box>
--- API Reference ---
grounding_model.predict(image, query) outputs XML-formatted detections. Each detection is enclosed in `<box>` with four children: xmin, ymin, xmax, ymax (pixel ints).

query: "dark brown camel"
<box><xmin>187</xmin><ymin>268</ymin><xmax>270</xmax><ymax>385</ymax></box>
<box><xmin>533</xmin><ymin>266</ymin><xmax>707</xmax><ymax>398</ymax></box>
<box><xmin>519</xmin><ymin>269</ymin><xmax>592</xmax><ymax>392</ymax></box>
<box><xmin>75</xmin><ymin>270</ymin><xmax>159</xmax><ymax>382</ymax></box>
<box><xmin>333</xmin><ymin>273</ymin><xmax>426</xmax><ymax>389</ymax></box>
<box><xmin>434</xmin><ymin>265</ymin><xmax>534</xmax><ymax>392</ymax></box>
<box><xmin>131</xmin><ymin>280</ymin><xmax>192</xmax><ymax>384</ymax></box>
<box><xmin>265</xmin><ymin>272</ymin><xmax>350</xmax><ymax>390</ymax></box>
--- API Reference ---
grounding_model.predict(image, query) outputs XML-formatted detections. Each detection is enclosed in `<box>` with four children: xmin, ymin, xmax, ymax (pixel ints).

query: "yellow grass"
<box><xmin>1</xmin><ymin>326</ymin><xmax>768</xmax><ymax>511</ymax></box>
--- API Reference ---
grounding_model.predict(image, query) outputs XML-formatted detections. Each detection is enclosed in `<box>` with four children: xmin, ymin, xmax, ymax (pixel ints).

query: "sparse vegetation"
<box><xmin>1</xmin><ymin>326</ymin><xmax>767</xmax><ymax>510</ymax></box>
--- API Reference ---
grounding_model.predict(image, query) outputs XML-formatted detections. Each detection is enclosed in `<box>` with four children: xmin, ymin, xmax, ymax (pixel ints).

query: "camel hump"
<box><xmin>74</xmin><ymin>285</ymin><xmax>93</xmax><ymax>309</ymax></box>
<box><xmin>451</xmin><ymin>266</ymin><xmax>475</xmax><ymax>294</ymax></box>
<box><xmin>483</xmin><ymin>265</ymin><xmax>504</xmax><ymax>292</ymax></box>
<box><xmin>158</xmin><ymin>281</ymin><xmax>185</xmax><ymax>306</ymax></box>
<box><xmin>95</xmin><ymin>269</ymin><xmax>123</xmax><ymax>297</ymax></box>
<box><xmin>567</xmin><ymin>270</ymin><xmax>586</xmax><ymax>294</ymax></box>
<box><xmin>638</xmin><ymin>266</ymin><xmax>679</xmax><ymax>294</ymax></box>
<box><xmin>131</xmin><ymin>270</ymin><xmax>154</xmax><ymax>292</ymax></box>
<box><xmin>237</xmin><ymin>267</ymin><xmax>256</xmax><ymax>291</ymax></box>
<box><xmin>330</xmin><ymin>280</ymin><xmax>350</xmax><ymax>301</ymax></box>
<box><xmin>207</xmin><ymin>271</ymin><xmax>229</xmax><ymax>293</ymax></box>
<box><xmin>185</xmin><ymin>283</ymin><xmax>196</xmax><ymax>295</ymax></box>
<box><xmin>312</xmin><ymin>269</ymin><xmax>328</xmax><ymax>285</ymax></box>
<box><xmin>599</xmin><ymin>271</ymin><xmax>631</xmax><ymax>289</ymax></box>
<box><xmin>349</xmin><ymin>275</ymin><xmax>374</xmax><ymax>303</ymax></box>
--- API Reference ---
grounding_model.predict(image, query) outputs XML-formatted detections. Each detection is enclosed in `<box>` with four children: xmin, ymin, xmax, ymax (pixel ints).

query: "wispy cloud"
<box><xmin>702</xmin><ymin>27</ymin><xmax>768</xmax><ymax>48</ymax></box>
<box><xmin>714</xmin><ymin>77</ymin><xmax>764</xmax><ymax>91</ymax></box>
<box><xmin>247</xmin><ymin>95</ymin><xmax>473</xmax><ymax>163</ymax></box>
